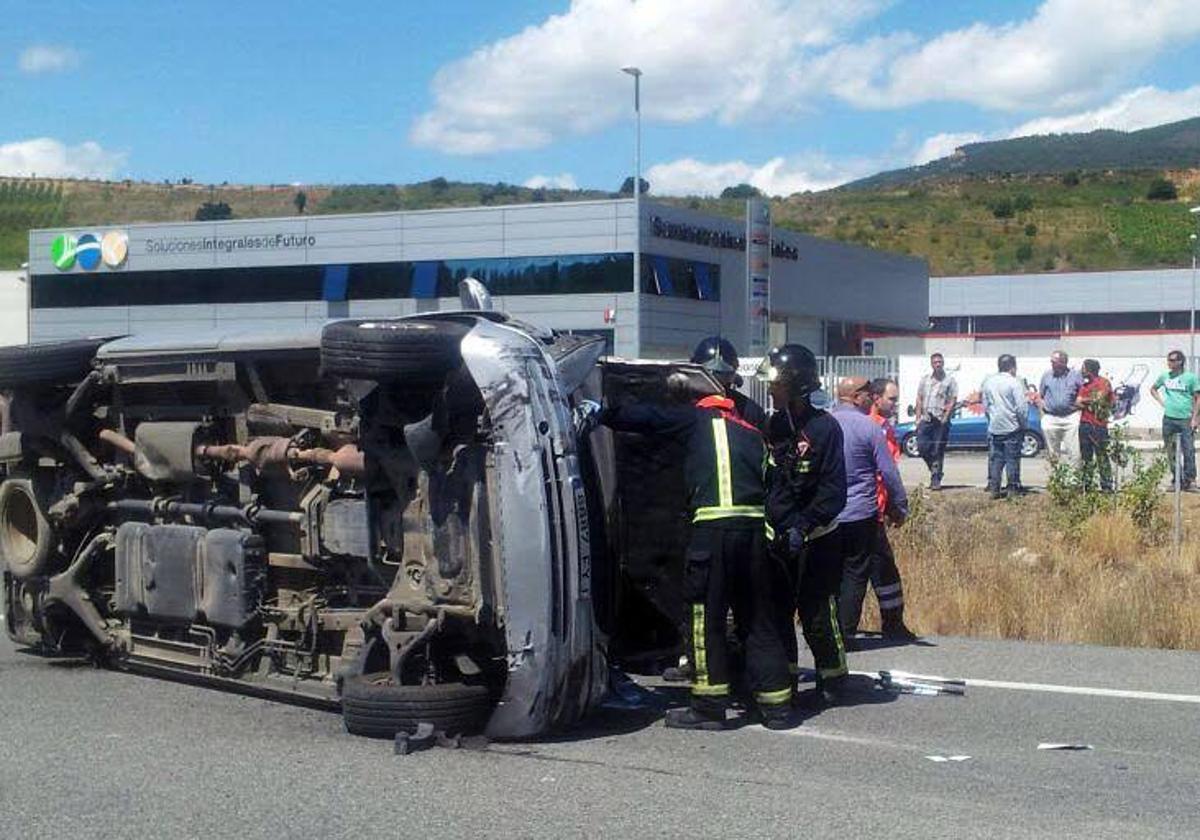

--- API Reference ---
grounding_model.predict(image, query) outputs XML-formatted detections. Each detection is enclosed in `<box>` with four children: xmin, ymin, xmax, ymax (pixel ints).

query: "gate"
<box><xmin>830</xmin><ymin>355</ymin><xmax>894</xmax><ymax>384</ymax></box>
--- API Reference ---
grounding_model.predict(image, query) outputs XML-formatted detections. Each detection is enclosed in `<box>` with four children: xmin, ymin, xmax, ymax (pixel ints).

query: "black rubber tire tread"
<box><xmin>320</xmin><ymin>319</ymin><xmax>470</xmax><ymax>384</ymax></box>
<box><xmin>0</xmin><ymin>476</ymin><xmax>54</xmax><ymax>579</ymax></box>
<box><xmin>341</xmin><ymin>674</ymin><xmax>492</xmax><ymax>738</ymax></box>
<box><xmin>0</xmin><ymin>338</ymin><xmax>112</xmax><ymax>390</ymax></box>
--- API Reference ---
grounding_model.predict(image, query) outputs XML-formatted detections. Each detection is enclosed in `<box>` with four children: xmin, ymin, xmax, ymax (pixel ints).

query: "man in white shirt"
<box><xmin>914</xmin><ymin>353</ymin><xmax>958</xmax><ymax>491</ymax></box>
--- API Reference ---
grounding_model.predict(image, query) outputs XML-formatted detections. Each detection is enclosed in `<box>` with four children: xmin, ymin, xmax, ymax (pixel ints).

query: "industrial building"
<box><xmin>869</xmin><ymin>266</ymin><xmax>1200</xmax><ymax>360</ymax></box>
<box><xmin>26</xmin><ymin>199</ymin><xmax>927</xmax><ymax>358</ymax></box>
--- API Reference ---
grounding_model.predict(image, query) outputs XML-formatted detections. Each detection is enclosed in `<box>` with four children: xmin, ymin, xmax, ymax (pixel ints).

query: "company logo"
<box><xmin>51</xmin><ymin>234</ymin><xmax>77</xmax><ymax>269</ymax></box>
<box><xmin>50</xmin><ymin>230</ymin><xmax>129</xmax><ymax>270</ymax></box>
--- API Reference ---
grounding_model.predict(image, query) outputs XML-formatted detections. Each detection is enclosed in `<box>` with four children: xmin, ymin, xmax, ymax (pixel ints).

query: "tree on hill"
<box><xmin>195</xmin><ymin>201</ymin><xmax>233</xmax><ymax>221</ymax></box>
<box><xmin>293</xmin><ymin>190</ymin><xmax>307</xmax><ymax>214</ymax></box>
<box><xmin>618</xmin><ymin>176</ymin><xmax>649</xmax><ymax>196</ymax></box>
<box><xmin>1146</xmin><ymin>178</ymin><xmax>1178</xmax><ymax>201</ymax></box>
<box><xmin>720</xmin><ymin>183</ymin><xmax>763</xmax><ymax>199</ymax></box>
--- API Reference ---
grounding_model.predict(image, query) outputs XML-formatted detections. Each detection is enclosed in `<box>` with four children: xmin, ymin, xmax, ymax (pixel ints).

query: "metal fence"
<box><xmin>736</xmin><ymin>355</ymin><xmax>898</xmax><ymax>407</ymax></box>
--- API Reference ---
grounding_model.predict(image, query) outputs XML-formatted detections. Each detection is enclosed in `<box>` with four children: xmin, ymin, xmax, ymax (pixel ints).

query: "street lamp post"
<box><xmin>621</xmin><ymin>66</ymin><xmax>642</xmax><ymax>296</ymax></box>
<box><xmin>1190</xmin><ymin>206</ymin><xmax>1200</xmax><ymax>365</ymax></box>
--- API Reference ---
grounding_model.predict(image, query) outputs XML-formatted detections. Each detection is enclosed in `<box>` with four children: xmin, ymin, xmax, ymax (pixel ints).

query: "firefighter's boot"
<box><xmin>664</xmin><ymin>707</ymin><xmax>728</xmax><ymax>731</ymax></box>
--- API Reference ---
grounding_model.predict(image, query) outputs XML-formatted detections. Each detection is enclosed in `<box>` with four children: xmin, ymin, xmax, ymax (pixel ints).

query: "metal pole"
<box><xmin>1190</xmin><ymin>209</ymin><xmax>1200</xmax><ymax>366</ymax></box>
<box><xmin>1190</xmin><ymin>248</ymin><xmax>1196</xmax><ymax>366</ymax></box>
<box><xmin>622</xmin><ymin>67</ymin><xmax>642</xmax><ymax>298</ymax></box>
<box><xmin>1174</xmin><ymin>433</ymin><xmax>1183</xmax><ymax>562</ymax></box>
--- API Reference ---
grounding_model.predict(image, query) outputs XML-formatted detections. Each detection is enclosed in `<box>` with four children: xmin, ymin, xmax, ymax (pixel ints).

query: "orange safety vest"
<box><xmin>868</xmin><ymin>406</ymin><xmax>901</xmax><ymax>519</ymax></box>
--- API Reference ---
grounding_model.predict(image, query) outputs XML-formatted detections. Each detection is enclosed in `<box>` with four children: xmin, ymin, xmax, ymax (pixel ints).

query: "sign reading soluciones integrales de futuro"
<box><xmin>44</xmin><ymin>229</ymin><xmax>318</xmax><ymax>272</ymax></box>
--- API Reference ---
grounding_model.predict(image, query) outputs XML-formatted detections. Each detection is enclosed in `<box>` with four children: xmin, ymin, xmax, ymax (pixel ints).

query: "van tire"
<box><xmin>0</xmin><ymin>339</ymin><xmax>109</xmax><ymax>390</ymax></box>
<box><xmin>321</xmin><ymin>319</ymin><xmax>469</xmax><ymax>384</ymax></box>
<box><xmin>341</xmin><ymin>674</ymin><xmax>492</xmax><ymax>738</ymax></box>
<box><xmin>0</xmin><ymin>476</ymin><xmax>55</xmax><ymax>580</ymax></box>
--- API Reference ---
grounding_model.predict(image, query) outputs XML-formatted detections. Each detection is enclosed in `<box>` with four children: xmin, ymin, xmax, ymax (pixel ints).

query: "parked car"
<box><xmin>896</xmin><ymin>401</ymin><xmax>1044</xmax><ymax>459</ymax></box>
<box><xmin>0</xmin><ymin>294</ymin><xmax>716</xmax><ymax>740</ymax></box>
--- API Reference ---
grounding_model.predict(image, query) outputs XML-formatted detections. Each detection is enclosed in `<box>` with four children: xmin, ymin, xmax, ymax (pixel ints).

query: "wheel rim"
<box><xmin>1021</xmin><ymin>435</ymin><xmax>1039</xmax><ymax>457</ymax></box>
<box><xmin>904</xmin><ymin>436</ymin><xmax>919</xmax><ymax>457</ymax></box>
<box><xmin>0</xmin><ymin>485</ymin><xmax>40</xmax><ymax>569</ymax></box>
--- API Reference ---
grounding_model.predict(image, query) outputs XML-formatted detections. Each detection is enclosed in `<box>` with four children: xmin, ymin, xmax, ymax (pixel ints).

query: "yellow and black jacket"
<box><xmin>599</xmin><ymin>394</ymin><xmax>765</xmax><ymax>525</ymax></box>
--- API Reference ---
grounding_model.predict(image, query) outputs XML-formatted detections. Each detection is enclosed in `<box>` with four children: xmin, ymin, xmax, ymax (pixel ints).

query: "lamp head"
<box><xmin>621</xmin><ymin>66</ymin><xmax>642</xmax><ymax>77</ymax></box>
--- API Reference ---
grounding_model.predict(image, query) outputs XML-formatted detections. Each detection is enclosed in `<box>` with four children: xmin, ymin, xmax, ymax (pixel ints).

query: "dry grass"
<box><xmin>863</xmin><ymin>491</ymin><xmax>1200</xmax><ymax>650</ymax></box>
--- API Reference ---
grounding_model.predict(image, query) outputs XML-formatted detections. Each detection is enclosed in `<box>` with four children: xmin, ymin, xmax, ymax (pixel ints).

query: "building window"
<box><xmin>972</xmin><ymin>314</ymin><xmax>1063</xmax><ymax>334</ymax></box>
<box><xmin>639</xmin><ymin>255</ymin><xmax>721</xmax><ymax>301</ymax></box>
<box><xmin>926</xmin><ymin>317</ymin><xmax>964</xmax><ymax>334</ymax></box>
<box><xmin>30</xmin><ymin>253</ymin><xmax>635</xmax><ymax>309</ymax></box>
<box><xmin>1163</xmin><ymin>311</ymin><xmax>1196</xmax><ymax>330</ymax></box>
<box><xmin>1070</xmin><ymin>311</ymin><xmax>1162</xmax><ymax>331</ymax></box>
<box><xmin>440</xmin><ymin>253</ymin><xmax>634</xmax><ymax>297</ymax></box>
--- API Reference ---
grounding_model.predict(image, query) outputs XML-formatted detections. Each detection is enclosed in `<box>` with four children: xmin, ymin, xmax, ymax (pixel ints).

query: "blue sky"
<box><xmin>2</xmin><ymin>0</ymin><xmax>1199</xmax><ymax>195</ymax></box>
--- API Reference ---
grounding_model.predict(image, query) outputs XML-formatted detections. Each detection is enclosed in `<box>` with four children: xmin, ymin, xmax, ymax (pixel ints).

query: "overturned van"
<box><xmin>0</xmin><ymin>303</ymin><xmax>716</xmax><ymax>739</ymax></box>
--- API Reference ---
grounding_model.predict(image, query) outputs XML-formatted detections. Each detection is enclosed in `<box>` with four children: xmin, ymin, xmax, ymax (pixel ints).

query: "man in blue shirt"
<box><xmin>1035</xmin><ymin>350</ymin><xmax>1084</xmax><ymax>468</ymax></box>
<box><xmin>831</xmin><ymin>377</ymin><xmax>909</xmax><ymax>646</ymax></box>
<box><xmin>982</xmin><ymin>354</ymin><xmax>1029</xmax><ymax>499</ymax></box>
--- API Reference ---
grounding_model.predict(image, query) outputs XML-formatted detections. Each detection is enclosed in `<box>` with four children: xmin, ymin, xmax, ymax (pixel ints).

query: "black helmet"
<box><xmin>690</xmin><ymin>336</ymin><xmax>738</xmax><ymax>375</ymax></box>
<box><xmin>755</xmin><ymin>344</ymin><xmax>820</xmax><ymax>395</ymax></box>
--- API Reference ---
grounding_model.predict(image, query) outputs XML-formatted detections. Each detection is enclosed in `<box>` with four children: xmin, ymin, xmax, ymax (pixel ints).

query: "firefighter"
<box><xmin>690</xmin><ymin>336</ymin><xmax>768</xmax><ymax>430</ymax></box>
<box><xmin>579</xmin><ymin>373</ymin><xmax>796</xmax><ymax>730</ymax></box>
<box><xmin>756</xmin><ymin>344</ymin><xmax>850</xmax><ymax>707</ymax></box>
<box><xmin>659</xmin><ymin>336</ymin><xmax>769</xmax><ymax>686</ymax></box>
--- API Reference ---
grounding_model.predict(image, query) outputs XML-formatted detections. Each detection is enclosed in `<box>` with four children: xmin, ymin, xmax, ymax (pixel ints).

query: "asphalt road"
<box><xmin>3</xmin><ymin>631</ymin><xmax>1199</xmax><ymax>839</ymax></box>
<box><xmin>899</xmin><ymin>450</ymin><xmax>1050</xmax><ymax>490</ymax></box>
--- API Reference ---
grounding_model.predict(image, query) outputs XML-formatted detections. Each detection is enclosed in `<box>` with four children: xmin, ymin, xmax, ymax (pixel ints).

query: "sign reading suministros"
<box><xmin>145</xmin><ymin>232</ymin><xmax>317</xmax><ymax>255</ymax></box>
<box><xmin>650</xmin><ymin>214</ymin><xmax>798</xmax><ymax>260</ymax></box>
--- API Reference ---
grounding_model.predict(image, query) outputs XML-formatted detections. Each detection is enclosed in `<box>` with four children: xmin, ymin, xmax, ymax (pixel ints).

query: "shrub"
<box><xmin>1062</xmin><ymin>171</ymin><xmax>1081</xmax><ymax>187</ymax></box>
<box><xmin>1014</xmin><ymin>193</ymin><xmax>1034</xmax><ymax>212</ymax></box>
<box><xmin>1146</xmin><ymin>178</ymin><xmax>1178</xmax><ymax>201</ymax></box>
<box><xmin>194</xmin><ymin>201</ymin><xmax>232</xmax><ymax>221</ymax></box>
<box><xmin>990</xmin><ymin>197</ymin><xmax>1015</xmax><ymax>219</ymax></box>
<box><xmin>1046</xmin><ymin>428</ymin><xmax>1169</xmax><ymax>540</ymax></box>
<box><xmin>1016</xmin><ymin>242</ymin><xmax>1034</xmax><ymax>262</ymax></box>
<box><xmin>1024</xmin><ymin>223</ymin><xmax>1038</xmax><ymax>237</ymax></box>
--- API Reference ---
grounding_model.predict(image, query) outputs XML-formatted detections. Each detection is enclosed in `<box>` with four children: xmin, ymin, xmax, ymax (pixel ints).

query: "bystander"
<box><xmin>1076</xmin><ymin>359</ymin><xmax>1114</xmax><ymax>492</ymax></box>
<box><xmin>982</xmin><ymin>354</ymin><xmax>1028</xmax><ymax>499</ymax></box>
<box><xmin>1035</xmin><ymin>351</ymin><xmax>1084</xmax><ymax>468</ymax></box>
<box><xmin>914</xmin><ymin>353</ymin><xmax>957</xmax><ymax>491</ymax></box>
<box><xmin>1150</xmin><ymin>351</ymin><xmax>1200</xmax><ymax>490</ymax></box>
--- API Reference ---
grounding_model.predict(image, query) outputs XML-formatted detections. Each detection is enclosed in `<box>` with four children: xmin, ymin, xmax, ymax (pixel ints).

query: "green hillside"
<box><xmin>846</xmin><ymin>116</ymin><xmax>1200</xmax><ymax>191</ymax></box>
<box><xmin>4</xmin><ymin>168</ymin><xmax>1199</xmax><ymax>278</ymax></box>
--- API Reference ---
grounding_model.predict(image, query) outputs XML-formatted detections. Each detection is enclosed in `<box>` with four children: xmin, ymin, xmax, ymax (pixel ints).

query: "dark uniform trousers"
<box><xmin>838</xmin><ymin>517</ymin><xmax>904</xmax><ymax>635</ymax></box>
<box><xmin>774</xmin><ymin>529</ymin><xmax>848</xmax><ymax>685</ymax></box>
<box><xmin>684</xmin><ymin>521</ymin><xmax>793</xmax><ymax>714</ymax></box>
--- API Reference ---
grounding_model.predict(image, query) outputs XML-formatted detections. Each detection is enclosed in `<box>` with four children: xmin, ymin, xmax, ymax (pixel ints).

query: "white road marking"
<box><xmin>854</xmin><ymin>669</ymin><xmax>1200</xmax><ymax>705</ymax></box>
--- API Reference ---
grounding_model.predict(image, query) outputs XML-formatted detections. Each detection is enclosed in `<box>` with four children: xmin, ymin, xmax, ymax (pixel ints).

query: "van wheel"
<box><xmin>0</xmin><ymin>338</ymin><xmax>111</xmax><ymax>390</ymax></box>
<box><xmin>0</xmin><ymin>476</ymin><xmax>55</xmax><ymax>580</ymax></box>
<box><xmin>341</xmin><ymin>674</ymin><xmax>492</xmax><ymax>738</ymax></box>
<box><xmin>320</xmin><ymin>319</ymin><xmax>470</xmax><ymax>384</ymax></box>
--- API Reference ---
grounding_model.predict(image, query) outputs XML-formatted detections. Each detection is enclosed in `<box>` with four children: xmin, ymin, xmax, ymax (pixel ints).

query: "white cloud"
<box><xmin>825</xmin><ymin>0</ymin><xmax>1200</xmax><ymax>112</ymax></box>
<box><xmin>0</xmin><ymin>138</ymin><xmax>125</xmax><ymax>179</ymax></box>
<box><xmin>18</xmin><ymin>45</ymin><xmax>80</xmax><ymax>75</ymax></box>
<box><xmin>911</xmin><ymin>132</ymin><xmax>984</xmax><ymax>166</ymax></box>
<box><xmin>1009</xmin><ymin>85</ymin><xmax>1200</xmax><ymax>136</ymax></box>
<box><xmin>410</xmin><ymin>0</ymin><xmax>889</xmax><ymax>154</ymax></box>
<box><xmin>646</xmin><ymin>154</ymin><xmax>876</xmax><ymax>196</ymax></box>
<box><xmin>523</xmin><ymin>173</ymin><xmax>579</xmax><ymax>190</ymax></box>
